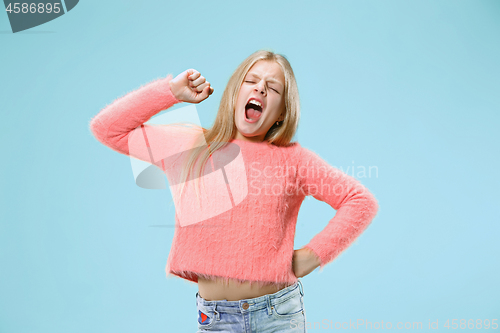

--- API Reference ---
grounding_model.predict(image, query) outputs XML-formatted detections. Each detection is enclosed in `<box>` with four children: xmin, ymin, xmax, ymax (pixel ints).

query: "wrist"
<box><xmin>303</xmin><ymin>247</ymin><xmax>321</xmax><ymax>267</ymax></box>
<box><xmin>168</xmin><ymin>80</ymin><xmax>182</xmax><ymax>103</ymax></box>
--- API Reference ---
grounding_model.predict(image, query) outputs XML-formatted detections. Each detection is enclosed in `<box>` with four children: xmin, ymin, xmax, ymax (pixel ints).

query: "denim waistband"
<box><xmin>195</xmin><ymin>279</ymin><xmax>304</xmax><ymax>314</ymax></box>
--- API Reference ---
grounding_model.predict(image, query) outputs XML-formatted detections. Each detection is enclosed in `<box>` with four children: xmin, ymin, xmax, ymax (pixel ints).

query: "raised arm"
<box><xmin>88</xmin><ymin>70</ymin><xmax>214</xmax><ymax>166</ymax></box>
<box><xmin>297</xmin><ymin>146</ymin><xmax>379</xmax><ymax>271</ymax></box>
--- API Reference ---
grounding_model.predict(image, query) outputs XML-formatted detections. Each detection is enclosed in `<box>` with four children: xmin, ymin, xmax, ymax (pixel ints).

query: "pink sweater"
<box><xmin>89</xmin><ymin>74</ymin><xmax>379</xmax><ymax>287</ymax></box>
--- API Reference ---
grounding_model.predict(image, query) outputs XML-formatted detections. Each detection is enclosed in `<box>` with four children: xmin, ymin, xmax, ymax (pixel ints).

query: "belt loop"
<box><xmin>266</xmin><ymin>295</ymin><xmax>272</xmax><ymax>316</ymax></box>
<box><xmin>298</xmin><ymin>279</ymin><xmax>304</xmax><ymax>296</ymax></box>
<box><xmin>214</xmin><ymin>303</ymin><xmax>220</xmax><ymax>321</ymax></box>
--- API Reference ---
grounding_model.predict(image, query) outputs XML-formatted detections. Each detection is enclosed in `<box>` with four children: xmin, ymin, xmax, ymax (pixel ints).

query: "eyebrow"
<box><xmin>247</xmin><ymin>73</ymin><xmax>284</xmax><ymax>87</ymax></box>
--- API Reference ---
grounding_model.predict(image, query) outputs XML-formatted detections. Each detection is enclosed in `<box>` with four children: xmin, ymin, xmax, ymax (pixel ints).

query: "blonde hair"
<box><xmin>173</xmin><ymin>49</ymin><xmax>301</xmax><ymax>211</ymax></box>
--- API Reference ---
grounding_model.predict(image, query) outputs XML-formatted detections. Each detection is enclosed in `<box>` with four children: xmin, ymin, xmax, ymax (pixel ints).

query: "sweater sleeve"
<box><xmin>89</xmin><ymin>74</ymin><xmax>201</xmax><ymax>168</ymax></box>
<box><xmin>297</xmin><ymin>146</ymin><xmax>379</xmax><ymax>271</ymax></box>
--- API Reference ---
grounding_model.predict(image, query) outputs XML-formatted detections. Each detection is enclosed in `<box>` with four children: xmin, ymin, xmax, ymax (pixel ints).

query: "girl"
<box><xmin>89</xmin><ymin>50</ymin><xmax>379</xmax><ymax>332</ymax></box>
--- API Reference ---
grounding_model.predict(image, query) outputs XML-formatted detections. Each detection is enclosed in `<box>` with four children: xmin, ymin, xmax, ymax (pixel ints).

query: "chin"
<box><xmin>236</xmin><ymin>126</ymin><xmax>256</xmax><ymax>137</ymax></box>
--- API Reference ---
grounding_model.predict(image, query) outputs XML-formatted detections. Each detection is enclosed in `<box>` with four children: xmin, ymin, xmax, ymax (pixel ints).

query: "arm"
<box><xmin>89</xmin><ymin>70</ymin><xmax>214</xmax><ymax>167</ymax></box>
<box><xmin>297</xmin><ymin>146</ymin><xmax>379</xmax><ymax>272</ymax></box>
<box><xmin>89</xmin><ymin>74</ymin><xmax>182</xmax><ymax>161</ymax></box>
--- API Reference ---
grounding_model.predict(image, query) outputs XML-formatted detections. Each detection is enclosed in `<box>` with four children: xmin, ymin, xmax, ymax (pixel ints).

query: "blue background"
<box><xmin>1</xmin><ymin>0</ymin><xmax>499</xmax><ymax>332</ymax></box>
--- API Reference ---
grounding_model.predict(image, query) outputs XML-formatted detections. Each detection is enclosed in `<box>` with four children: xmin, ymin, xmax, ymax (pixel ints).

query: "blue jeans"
<box><xmin>195</xmin><ymin>279</ymin><xmax>307</xmax><ymax>332</ymax></box>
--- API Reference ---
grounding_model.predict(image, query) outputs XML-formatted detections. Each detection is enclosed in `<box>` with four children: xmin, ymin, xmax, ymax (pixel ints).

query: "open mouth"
<box><xmin>245</xmin><ymin>99</ymin><xmax>263</xmax><ymax>121</ymax></box>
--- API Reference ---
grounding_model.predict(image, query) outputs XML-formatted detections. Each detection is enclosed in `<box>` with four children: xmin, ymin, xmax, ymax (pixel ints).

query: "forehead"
<box><xmin>246</xmin><ymin>61</ymin><xmax>285</xmax><ymax>85</ymax></box>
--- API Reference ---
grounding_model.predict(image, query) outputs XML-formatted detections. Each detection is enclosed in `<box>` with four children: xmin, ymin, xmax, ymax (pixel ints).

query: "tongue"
<box><xmin>246</xmin><ymin>108</ymin><xmax>262</xmax><ymax>120</ymax></box>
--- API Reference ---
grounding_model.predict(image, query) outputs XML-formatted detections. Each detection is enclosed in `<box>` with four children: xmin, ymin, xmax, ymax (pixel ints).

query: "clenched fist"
<box><xmin>169</xmin><ymin>69</ymin><xmax>214</xmax><ymax>104</ymax></box>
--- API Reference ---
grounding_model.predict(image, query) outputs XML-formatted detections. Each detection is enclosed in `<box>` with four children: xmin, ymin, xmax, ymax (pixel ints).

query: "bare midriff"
<box><xmin>198</xmin><ymin>276</ymin><xmax>293</xmax><ymax>301</ymax></box>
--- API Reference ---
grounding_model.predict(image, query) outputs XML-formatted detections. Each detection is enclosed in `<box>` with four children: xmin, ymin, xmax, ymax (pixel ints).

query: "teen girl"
<box><xmin>90</xmin><ymin>50</ymin><xmax>379</xmax><ymax>332</ymax></box>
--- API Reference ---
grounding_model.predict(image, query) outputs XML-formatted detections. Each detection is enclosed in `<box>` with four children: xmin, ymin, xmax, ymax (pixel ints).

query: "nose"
<box><xmin>254</xmin><ymin>81</ymin><xmax>266</xmax><ymax>95</ymax></box>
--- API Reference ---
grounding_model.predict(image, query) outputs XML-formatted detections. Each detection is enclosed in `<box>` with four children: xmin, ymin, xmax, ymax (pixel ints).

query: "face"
<box><xmin>234</xmin><ymin>60</ymin><xmax>286</xmax><ymax>142</ymax></box>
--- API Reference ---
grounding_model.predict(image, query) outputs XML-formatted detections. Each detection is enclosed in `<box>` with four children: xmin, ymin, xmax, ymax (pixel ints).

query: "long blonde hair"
<box><xmin>173</xmin><ymin>49</ymin><xmax>301</xmax><ymax>211</ymax></box>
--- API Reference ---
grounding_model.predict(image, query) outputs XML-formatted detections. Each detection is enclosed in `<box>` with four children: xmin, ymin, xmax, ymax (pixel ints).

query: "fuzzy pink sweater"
<box><xmin>89</xmin><ymin>74</ymin><xmax>379</xmax><ymax>287</ymax></box>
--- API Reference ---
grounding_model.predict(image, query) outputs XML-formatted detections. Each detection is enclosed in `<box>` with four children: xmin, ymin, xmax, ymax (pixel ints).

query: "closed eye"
<box><xmin>245</xmin><ymin>80</ymin><xmax>280</xmax><ymax>94</ymax></box>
